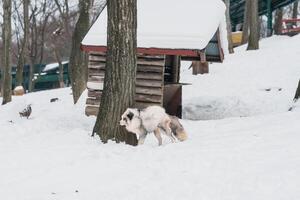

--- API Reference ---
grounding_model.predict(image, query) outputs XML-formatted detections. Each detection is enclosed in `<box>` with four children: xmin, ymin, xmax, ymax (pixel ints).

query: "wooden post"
<box><xmin>172</xmin><ymin>55</ymin><xmax>180</xmax><ymax>83</ymax></box>
<box><xmin>163</xmin><ymin>84</ymin><xmax>182</xmax><ymax>118</ymax></box>
<box><xmin>192</xmin><ymin>51</ymin><xmax>208</xmax><ymax>75</ymax></box>
<box><xmin>192</xmin><ymin>61</ymin><xmax>209</xmax><ymax>75</ymax></box>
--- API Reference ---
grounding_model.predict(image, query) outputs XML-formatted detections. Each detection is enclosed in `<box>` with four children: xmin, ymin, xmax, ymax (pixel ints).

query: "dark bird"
<box><xmin>50</xmin><ymin>98</ymin><xmax>59</xmax><ymax>103</ymax></box>
<box><xmin>19</xmin><ymin>105</ymin><xmax>32</xmax><ymax>119</ymax></box>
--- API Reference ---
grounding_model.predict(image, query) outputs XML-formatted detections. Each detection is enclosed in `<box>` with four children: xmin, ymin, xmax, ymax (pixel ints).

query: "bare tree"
<box><xmin>49</xmin><ymin>0</ymin><xmax>80</xmax><ymax>89</ymax></box>
<box><xmin>223</xmin><ymin>0</ymin><xmax>234</xmax><ymax>54</ymax></box>
<box><xmin>247</xmin><ymin>0</ymin><xmax>259</xmax><ymax>50</ymax></box>
<box><xmin>2</xmin><ymin>0</ymin><xmax>12</xmax><ymax>104</ymax></box>
<box><xmin>292</xmin><ymin>0</ymin><xmax>299</xmax><ymax>19</ymax></box>
<box><xmin>274</xmin><ymin>8</ymin><xmax>283</xmax><ymax>35</ymax></box>
<box><xmin>27</xmin><ymin>1</ymin><xmax>62</xmax><ymax>91</ymax></box>
<box><xmin>50</xmin><ymin>27</ymin><xmax>65</xmax><ymax>88</ymax></box>
<box><xmin>241</xmin><ymin>0</ymin><xmax>250</xmax><ymax>45</ymax></box>
<box><xmin>53</xmin><ymin>0</ymin><xmax>71</xmax><ymax>38</ymax></box>
<box><xmin>93</xmin><ymin>0</ymin><xmax>138</xmax><ymax>145</ymax></box>
<box><xmin>15</xmin><ymin>0</ymin><xmax>29</xmax><ymax>88</ymax></box>
<box><xmin>37</xmin><ymin>1</ymin><xmax>54</xmax><ymax>65</ymax></box>
<box><xmin>53</xmin><ymin>42</ymin><xmax>64</xmax><ymax>88</ymax></box>
<box><xmin>42</xmin><ymin>0</ymin><xmax>76</xmax><ymax>65</ymax></box>
<box><xmin>0</xmin><ymin>26</ymin><xmax>3</xmax><ymax>96</ymax></box>
<box><xmin>11</xmin><ymin>0</ymin><xmax>57</xmax><ymax>69</ymax></box>
<box><xmin>69</xmin><ymin>0</ymin><xmax>91</xmax><ymax>103</ymax></box>
<box><xmin>28</xmin><ymin>5</ymin><xmax>38</xmax><ymax>92</ymax></box>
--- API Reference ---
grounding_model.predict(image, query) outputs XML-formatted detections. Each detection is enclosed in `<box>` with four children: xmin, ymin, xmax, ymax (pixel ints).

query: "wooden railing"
<box><xmin>281</xmin><ymin>19</ymin><xmax>300</xmax><ymax>35</ymax></box>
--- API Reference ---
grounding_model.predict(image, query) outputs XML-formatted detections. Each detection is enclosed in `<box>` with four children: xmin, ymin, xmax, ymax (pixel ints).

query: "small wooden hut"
<box><xmin>81</xmin><ymin>0</ymin><xmax>227</xmax><ymax>118</ymax></box>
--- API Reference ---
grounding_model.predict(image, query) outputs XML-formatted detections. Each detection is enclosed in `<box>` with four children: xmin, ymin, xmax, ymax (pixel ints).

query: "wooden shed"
<box><xmin>81</xmin><ymin>0</ymin><xmax>227</xmax><ymax>118</ymax></box>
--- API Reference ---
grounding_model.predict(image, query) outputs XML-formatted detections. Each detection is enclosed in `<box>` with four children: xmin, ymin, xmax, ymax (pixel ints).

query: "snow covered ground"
<box><xmin>182</xmin><ymin>35</ymin><xmax>300</xmax><ymax>120</ymax></box>
<box><xmin>1</xmin><ymin>35</ymin><xmax>300</xmax><ymax>200</ymax></box>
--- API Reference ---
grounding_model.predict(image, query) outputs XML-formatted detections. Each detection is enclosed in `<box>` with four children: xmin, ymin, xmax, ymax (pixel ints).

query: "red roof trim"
<box><xmin>81</xmin><ymin>45</ymin><xmax>202</xmax><ymax>57</ymax></box>
<box><xmin>282</xmin><ymin>18</ymin><xmax>300</xmax><ymax>23</ymax></box>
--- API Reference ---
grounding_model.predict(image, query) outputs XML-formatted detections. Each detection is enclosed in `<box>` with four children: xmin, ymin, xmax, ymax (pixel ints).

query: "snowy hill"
<box><xmin>182</xmin><ymin>35</ymin><xmax>300</xmax><ymax>120</ymax></box>
<box><xmin>1</xmin><ymin>35</ymin><xmax>300</xmax><ymax>200</ymax></box>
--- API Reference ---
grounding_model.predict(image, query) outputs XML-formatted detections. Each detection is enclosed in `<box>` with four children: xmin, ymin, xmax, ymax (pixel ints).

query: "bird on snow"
<box><xmin>19</xmin><ymin>105</ymin><xmax>32</xmax><ymax>119</ymax></box>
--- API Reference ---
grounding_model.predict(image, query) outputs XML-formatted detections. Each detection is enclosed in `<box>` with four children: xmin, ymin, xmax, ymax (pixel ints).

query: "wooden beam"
<box><xmin>135</xmin><ymin>93</ymin><xmax>162</xmax><ymax>103</ymax></box>
<box><xmin>86</xmin><ymin>98</ymin><xmax>100</xmax><ymax>106</ymax></box>
<box><xmin>85</xmin><ymin>106</ymin><xmax>99</xmax><ymax>116</ymax></box>
<box><xmin>134</xmin><ymin>101</ymin><xmax>161</xmax><ymax>109</ymax></box>
<box><xmin>136</xmin><ymin>79</ymin><xmax>163</xmax><ymax>88</ymax></box>
<box><xmin>136</xmin><ymin>86</ymin><xmax>163</xmax><ymax>96</ymax></box>
<box><xmin>88</xmin><ymin>90</ymin><xmax>102</xmax><ymax>99</ymax></box>
<box><xmin>81</xmin><ymin>45</ymin><xmax>202</xmax><ymax>57</ymax></box>
<box><xmin>136</xmin><ymin>73</ymin><xmax>163</xmax><ymax>81</ymax></box>
<box><xmin>137</xmin><ymin>65</ymin><xmax>164</xmax><ymax>73</ymax></box>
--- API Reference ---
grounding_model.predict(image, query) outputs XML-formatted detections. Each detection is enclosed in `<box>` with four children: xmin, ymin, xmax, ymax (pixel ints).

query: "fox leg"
<box><xmin>167</xmin><ymin>129</ymin><xmax>176</xmax><ymax>143</ymax></box>
<box><xmin>138</xmin><ymin>132</ymin><xmax>147</xmax><ymax>145</ymax></box>
<box><xmin>154</xmin><ymin>128</ymin><xmax>163</xmax><ymax>146</ymax></box>
<box><xmin>161</xmin><ymin>120</ymin><xmax>176</xmax><ymax>143</ymax></box>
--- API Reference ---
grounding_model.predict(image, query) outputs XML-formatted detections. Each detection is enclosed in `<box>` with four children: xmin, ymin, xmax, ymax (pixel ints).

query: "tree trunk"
<box><xmin>241</xmin><ymin>0</ymin><xmax>250</xmax><ymax>45</ymax></box>
<box><xmin>93</xmin><ymin>0</ymin><xmax>138</xmax><ymax>145</ymax></box>
<box><xmin>16</xmin><ymin>0</ymin><xmax>29</xmax><ymax>88</ymax></box>
<box><xmin>247</xmin><ymin>0</ymin><xmax>259</xmax><ymax>50</ymax></box>
<box><xmin>38</xmin><ymin>1</ymin><xmax>51</xmax><ymax>65</ymax></box>
<box><xmin>58</xmin><ymin>63</ymin><xmax>64</xmax><ymax>88</ymax></box>
<box><xmin>289</xmin><ymin>79</ymin><xmax>300</xmax><ymax>111</ymax></box>
<box><xmin>69</xmin><ymin>0</ymin><xmax>91</xmax><ymax>103</ymax></box>
<box><xmin>54</xmin><ymin>49</ymin><xmax>64</xmax><ymax>88</ymax></box>
<box><xmin>274</xmin><ymin>8</ymin><xmax>283</xmax><ymax>35</ymax></box>
<box><xmin>292</xmin><ymin>1</ymin><xmax>299</xmax><ymax>19</ymax></box>
<box><xmin>0</xmin><ymin>31</ymin><xmax>3</xmax><ymax>97</ymax></box>
<box><xmin>223</xmin><ymin>0</ymin><xmax>234</xmax><ymax>54</ymax></box>
<box><xmin>28</xmin><ymin>58</ymin><xmax>35</xmax><ymax>92</ymax></box>
<box><xmin>2</xmin><ymin>0</ymin><xmax>12</xmax><ymax>105</ymax></box>
<box><xmin>16</xmin><ymin>50</ymin><xmax>25</xmax><ymax>88</ymax></box>
<box><xmin>54</xmin><ymin>0</ymin><xmax>71</xmax><ymax>38</ymax></box>
<box><xmin>28</xmin><ymin>8</ymin><xmax>38</xmax><ymax>93</ymax></box>
<box><xmin>59</xmin><ymin>64</ymin><xmax>64</xmax><ymax>88</ymax></box>
<box><xmin>294</xmin><ymin>80</ymin><xmax>300</xmax><ymax>101</ymax></box>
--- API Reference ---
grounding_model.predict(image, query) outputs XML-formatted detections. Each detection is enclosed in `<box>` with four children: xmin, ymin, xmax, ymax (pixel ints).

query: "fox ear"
<box><xmin>127</xmin><ymin>112</ymin><xmax>134</xmax><ymax>120</ymax></box>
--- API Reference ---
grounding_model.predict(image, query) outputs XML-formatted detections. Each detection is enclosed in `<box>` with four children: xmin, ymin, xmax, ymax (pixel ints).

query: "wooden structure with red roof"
<box><xmin>81</xmin><ymin>0</ymin><xmax>227</xmax><ymax>117</ymax></box>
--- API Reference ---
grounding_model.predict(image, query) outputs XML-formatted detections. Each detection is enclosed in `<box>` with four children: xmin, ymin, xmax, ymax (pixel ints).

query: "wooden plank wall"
<box><xmin>85</xmin><ymin>52</ymin><xmax>165</xmax><ymax>116</ymax></box>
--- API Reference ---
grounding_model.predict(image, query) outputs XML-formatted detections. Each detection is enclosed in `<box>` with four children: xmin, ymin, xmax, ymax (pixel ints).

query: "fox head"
<box><xmin>119</xmin><ymin>108</ymin><xmax>141</xmax><ymax>132</ymax></box>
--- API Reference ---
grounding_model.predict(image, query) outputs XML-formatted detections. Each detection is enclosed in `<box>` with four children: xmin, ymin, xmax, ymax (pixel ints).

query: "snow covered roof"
<box><xmin>43</xmin><ymin>61</ymin><xmax>68</xmax><ymax>72</ymax></box>
<box><xmin>82</xmin><ymin>0</ymin><xmax>226</xmax><ymax>50</ymax></box>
